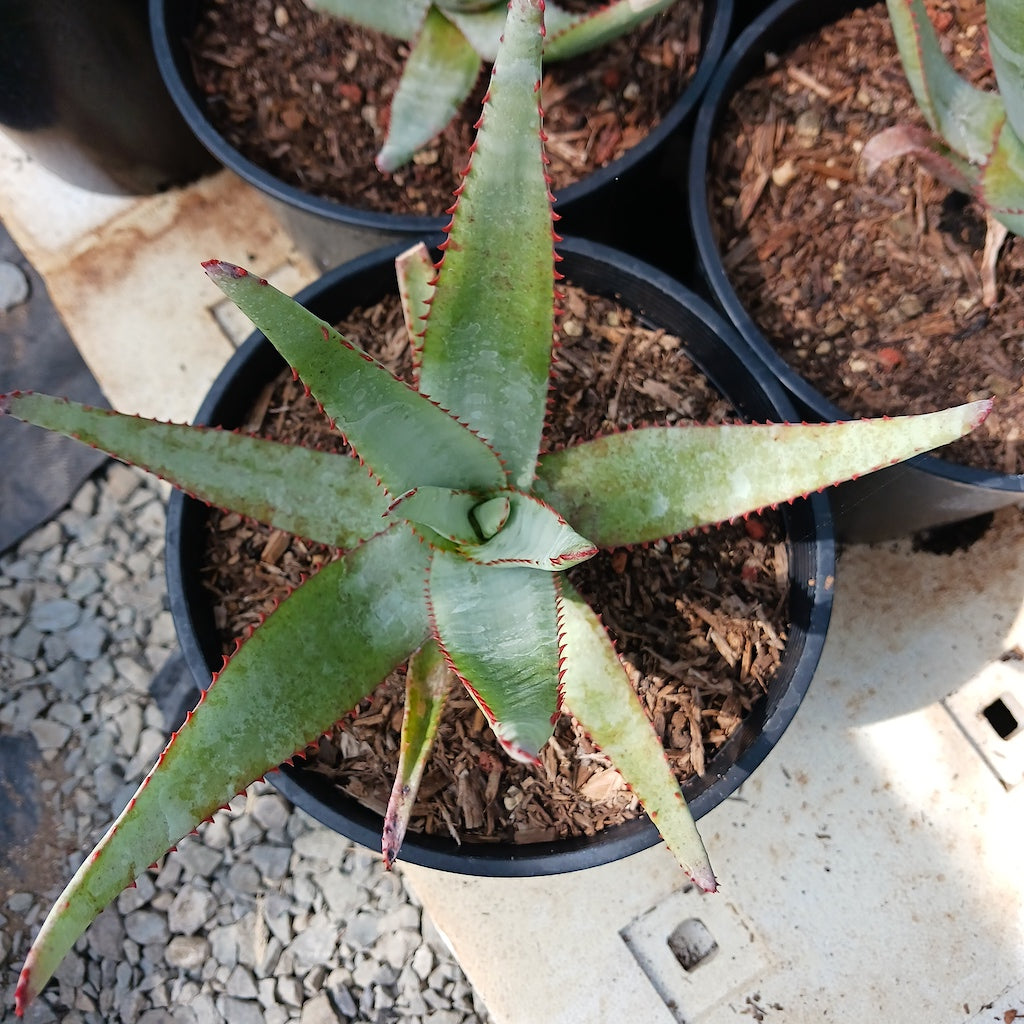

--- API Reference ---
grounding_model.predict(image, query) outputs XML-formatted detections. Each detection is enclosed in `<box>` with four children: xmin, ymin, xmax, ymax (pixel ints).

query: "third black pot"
<box><xmin>150</xmin><ymin>0</ymin><xmax>733</xmax><ymax>275</ymax></box>
<box><xmin>166</xmin><ymin>236</ymin><xmax>835</xmax><ymax>877</ymax></box>
<box><xmin>688</xmin><ymin>0</ymin><xmax>1024</xmax><ymax>542</ymax></box>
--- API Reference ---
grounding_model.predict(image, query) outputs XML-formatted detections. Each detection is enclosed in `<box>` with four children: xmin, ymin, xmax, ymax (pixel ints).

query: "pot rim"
<box><xmin>687</xmin><ymin>0</ymin><xmax>1024</xmax><ymax>495</ymax></box>
<box><xmin>165</xmin><ymin>235</ymin><xmax>835</xmax><ymax>875</ymax></box>
<box><xmin>149</xmin><ymin>0</ymin><xmax>734</xmax><ymax>233</ymax></box>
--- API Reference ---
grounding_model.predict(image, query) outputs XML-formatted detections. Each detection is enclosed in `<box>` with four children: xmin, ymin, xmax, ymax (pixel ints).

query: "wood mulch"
<box><xmin>196</xmin><ymin>283</ymin><xmax>790</xmax><ymax>847</ymax></box>
<box><xmin>188</xmin><ymin>0</ymin><xmax>704</xmax><ymax>215</ymax></box>
<box><xmin>706</xmin><ymin>0</ymin><xmax>1023</xmax><ymax>475</ymax></box>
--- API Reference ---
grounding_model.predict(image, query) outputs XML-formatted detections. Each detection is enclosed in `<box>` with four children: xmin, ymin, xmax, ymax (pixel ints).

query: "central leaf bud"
<box><xmin>470</xmin><ymin>495</ymin><xmax>511</xmax><ymax>540</ymax></box>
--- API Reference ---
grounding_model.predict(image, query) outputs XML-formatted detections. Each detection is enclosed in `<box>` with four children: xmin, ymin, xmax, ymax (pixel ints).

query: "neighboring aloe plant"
<box><xmin>8</xmin><ymin>0</ymin><xmax>991</xmax><ymax>1014</ymax></box>
<box><xmin>308</xmin><ymin>0</ymin><xmax>682</xmax><ymax>171</ymax></box>
<box><xmin>863</xmin><ymin>0</ymin><xmax>1024</xmax><ymax>304</ymax></box>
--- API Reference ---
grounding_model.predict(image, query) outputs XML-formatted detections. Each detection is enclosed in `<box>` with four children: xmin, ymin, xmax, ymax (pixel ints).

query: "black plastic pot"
<box><xmin>0</xmin><ymin>0</ymin><xmax>216</xmax><ymax>194</ymax></box>
<box><xmin>150</xmin><ymin>0</ymin><xmax>733</xmax><ymax>273</ymax></box>
<box><xmin>166</xmin><ymin>236</ymin><xmax>835</xmax><ymax>876</ymax></box>
<box><xmin>688</xmin><ymin>0</ymin><xmax>1024</xmax><ymax>542</ymax></box>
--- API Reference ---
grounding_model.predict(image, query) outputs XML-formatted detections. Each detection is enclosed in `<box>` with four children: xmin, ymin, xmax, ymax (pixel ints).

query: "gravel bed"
<box><xmin>0</xmin><ymin>462</ymin><xmax>491</xmax><ymax>1024</ymax></box>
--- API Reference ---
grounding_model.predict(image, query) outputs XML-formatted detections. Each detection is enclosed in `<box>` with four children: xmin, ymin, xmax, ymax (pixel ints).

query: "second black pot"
<box><xmin>166</xmin><ymin>237</ymin><xmax>835</xmax><ymax>876</ymax></box>
<box><xmin>688</xmin><ymin>0</ymin><xmax>1024</xmax><ymax>542</ymax></box>
<box><xmin>150</xmin><ymin>0</ymin><xmax>733</xmax><ymax>274</ymax></box>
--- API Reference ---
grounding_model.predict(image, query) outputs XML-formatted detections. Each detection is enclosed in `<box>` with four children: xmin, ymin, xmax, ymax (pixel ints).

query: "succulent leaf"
<box><xmin>884</xmin><ymin>0</ymin><xmax>1005</xmax><ymax>166</ymax></box>
<box><xmin>534</xmin><ymin>402</ymin><xmax>992</xmax><ymax>548</ymax></box>
<box><xmin>382</xmin><ymin>640</ymin><xmax>455</xmax><ymax>868</ymax></box>
<box><xmin>376</xmin><ymin>6</ymin><xmax>483</xmax><ymax>172</ymax></box>
<box><xmin>470</xmin><ymin>494</ymin><xmax>512</xmax><ymax>539</ymax></box>
<box><xmin>417</xmin><ymin>0</ymin><xmax>553</xmax><ymax>490</ymax></box>
<box><xmin>203</xmin><ymin>262</ymin><xmax>506</xmax><ymax>495</ymax></box>
<box><xmin>981</xmin><ymin>122</ymin><xmax>1024</xmax><ymax>234</ymax></box>
<box><xmin>14</xmin><ymin>523</ymin><xmax>431</xmax><ymax>1015</ymax></box>
<box><xmin>388</xmin><ymin>485</ymin><xmax>486</xmax><ymax>544</ymax></box>
<box><xmin>988</xmin><ymin>0</ymin><xmax>1024</xmax><ymax>143</ymax></box>
<box><xmin>392</xmin><ymin>486</ymin><xmax>595</xmax><ymax>566</ymax></box>
<box><xmin>543</xmin><ymin>0</ymin><xmax>677</xmax><ymax>61</ymax></box>
<box><xmin>0</xmin><ymin>392</ymin><xmax>388</xmax><ymax>547</ymax></box>
<box><xmin>557</xmin><ymin>581</ymin><xmax>717</xmax><ymax>892</ymax></box>
<box><xmin>862</xmin><ymin>124</ymin><xmax>980</xmax><ymax>194</ymax></box>
<box><xmin>305</xmin><ymin>0</ymin><xmax>430</xmax><ymax>39</ymax></box>
<box><xmin>465</xmin><ymin>491</ymin><xmax>596</xmax><ymax>568</ymax></box>
<box><xmin>442</xmin><ymin>3</ymin><xmax>509</xmax><ymax>61</ymax></box>
<box><xmin>395</xmin><ymin>243</ymin><xmax>437</xmax><ymax>373</ymax></box>
<box><xmin>429</xmin><ymin>549</ymin><xmax>560</xmax><ymax>762</ymax></box>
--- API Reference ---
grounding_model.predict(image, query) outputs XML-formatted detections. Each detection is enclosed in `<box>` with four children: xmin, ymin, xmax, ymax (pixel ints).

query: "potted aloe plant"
<box><xmin>8</xmin><ymin>0</ymin><xmax>988</xmax><ymax>1012</ymax></box>
<box><xmin>169</xmin><ymin>232</ymin><xmax>837</xmax><ymax>877</ymax></box>
<box><xmin>688</xmin><ymin>0</ymin><xmax>1024</xmax><ymax>541</ymax></box>
<box><xmin>310</xmin><ymin>0</ymin><xmax>700</xmax><ymax>174</ymax></box>
<box><xmin>150</xmin><ymin>0</ymin><xmax>733</xmax><ymax>270</ymax></box>
<box><xmin>863</xmin><ymin>0</ymin><xmax>1024</xmax><ymax>306</ymax></box>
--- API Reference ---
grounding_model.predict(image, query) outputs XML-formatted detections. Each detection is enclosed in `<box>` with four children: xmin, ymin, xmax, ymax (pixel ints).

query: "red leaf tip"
<box><xmin>202</xmin><ymin>259</ymin><xmax>247</xmax><ymax>279</ymax></box>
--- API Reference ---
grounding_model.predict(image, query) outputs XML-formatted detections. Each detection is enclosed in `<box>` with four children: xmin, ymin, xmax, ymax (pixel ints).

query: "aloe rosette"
<box><xmin>309</xmin><ymin>0</ymin><xmax>684</xmax><ymax>171</ymax></box>
<box><xmin>864</xmin><ymin>0</ymin><xmax>1024</xmax><ymax>301</ymax></box>
<box><xmin>8</xmin><ymin>0</ymin><xmax>991</xmax><ymax>1013</ymax></box>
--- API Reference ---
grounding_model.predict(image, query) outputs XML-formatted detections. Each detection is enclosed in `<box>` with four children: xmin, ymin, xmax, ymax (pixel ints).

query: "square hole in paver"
<box><xmin>667</xmin><ymin>918</ymin><xmax>719</xmax><ymax>972</ymax></box>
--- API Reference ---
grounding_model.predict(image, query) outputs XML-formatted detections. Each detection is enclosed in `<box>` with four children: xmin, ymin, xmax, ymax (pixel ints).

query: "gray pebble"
<box><xmin>250</xmin><ymin>792</ymin><xmax>292</xmax><ymax>833</ymax></box>
<box><xmin>344</xmin><ymin>911</ymin><xmax>380</xmax><ymax>951</ymax></box>
<box><xmin>0</xmin><ymin>260</ymin><xmax>30</xmax><ymax>310</ymax></box>
<box><xmin>172</xmin><ymin>841</ymin><xmax>224</xmax><ymax>876</ymax></box>
<box><xmin>30</xmin><ymin>597</ymin><xmax>81</xmax><ymax>632</ymax></box>
<box><xmin>15</xmin><ymin>520</ymin><xmax>62</xmax><ymax>556</ymax></box>
<box><xmin>10</xmin><ymin>624</ymin><xmax>43</xmax><ymax>660</ymax></box>
<box><xmin>226</xmin><ymin>964</ymin><xmax>259</xmax><ymax>999</ymax></box>
<box><xmin>328</xmin><ymin>979</ymin><xmax>358</xmax><ymax>1019</ymax></box>
<box><xmin>208</xmin><ymin>923</ymin><xmax>239</xmax><ymax>968</ymax></box>
<box><xmin>165</xmin><ymin>935</ymin><xmax>210</xmax><ymax>971</ymax></box>
<box><xmin>215</xmin><ymin>996</ymin><xmax>265</xmax><ymax>1024</ymax></box>
<box><xmin>289</xmin><ymin>924</ymin><xmax>338</xmax><ymax>971</ymax></box>
<box><xmin>186</xmin><ymin>993</ymin><xmax>219</xmax><ymax>1024</ymax></box>
<box><xmin>168</xmin><ymin>886</ymin><xmax>215</xmax><ymax>936</ymax></box>
<box><xmin>8</xmin><ymin>891</ymin><xmax>35</xmax><ymax>913</ymax></box>
<box><xmin>276</xmin><ymin>975</ymin><xmax>303</xmax><ymax>1007</ymax></box>
<box><xmin>28</xmin><ymin>718</ymin><xmax>71</xmax><ymax>752</ymax></box>
<box><xmin>125</xmin><ymin>909</ymin><xmax>170</xmax><ymax>946</ymax></box>
<box><xmin>226</xmin><ymin>860</ymin><xmax>262</xmax><ymax>895</ymax></box>
<box><xmin>292</xmin><ymin>829</ymin><xmax>344</xmax><ymax>862</ymax></box>
<box><xmin>377</xmin><ymin>927</ymin><xmax>420</xmax><ymax>970</ymax></box>
<box><xmin>300</xmin><ymin>991</ymin><xmax>340</xmax><ymax>1024</ymax></box>
<box><xmin>316</xmin><ymin>868</ymin><xmax>364</xmax><ymax>919</ymax></box>
<box><xmin>248</xmin><ymin>844</ymin><xmax>292</xmax><ymax>881</ymax></box>
<box><xmin>87</xmin><ymin>905</ymin><xmax>127</xmax><ymax>959</ymax></box>
<box><xmin>67</xmin><ymin>618</ymin><xmax>108</xmax><ymax>660</ymax></box>
<box><xmin>412</xmin><ymin>943</ymin><xmax>435</xmax><ymax>981</ymax></box>
<box><xmin>65</xmin><ymin>567</ymin><xmax>102</xmax><ymax>601</ymax></box>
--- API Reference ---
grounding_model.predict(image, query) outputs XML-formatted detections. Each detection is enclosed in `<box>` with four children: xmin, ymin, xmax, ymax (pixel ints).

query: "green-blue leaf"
<box><xmin>306</xmin><ymin>0</ymin><xmax>430</xmax><ymax>40</ymax></box>
<box><xmin>428</xmin><ymin>549</ymin><xmax>560</xmax><ymax>762</ymax></box>
<box><xmin>15</xmin><ymin>524</ymin><xmax>431</xmax><ymax>1012</ymax></box>
<box><xmin>557</xmin><ymin>581</ymin><xmax>717</xmax><ymax>892</ymax></box>
<box><xmin>377</xmin><ymin>7</ymin><xmax>483</xmax><ymax>172</ymax></box>
<box><xmin>417</xmin><ymin>0</ymin><xmax>553</xmax><ymax>489</ymax></box>
<box><xmin>0</xmin><ymin>392</ymin><xmax>388</xmax><ymax>548</ymax></box>
<box><xmin>203</xmin><ymin>262</ymin><xmax>506</xmax><ymax>495</ymax></box>
<box><xmin>534</xmin><ymin>403</ymin><xmax>991</xmax><ymax>548</ymax></box>
<box><xmin>382</xmin><ymin>640</ymin><xmax>454</xmax><ymax>867</ymax></box>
